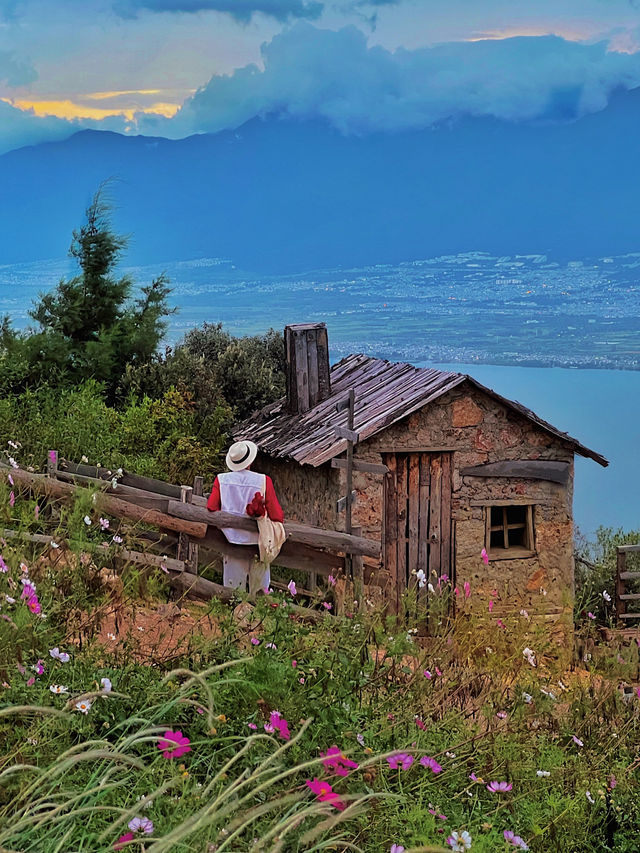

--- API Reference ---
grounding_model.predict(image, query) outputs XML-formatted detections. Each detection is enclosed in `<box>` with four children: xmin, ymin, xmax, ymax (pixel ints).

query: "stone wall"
<box><xmin>350</xmin><ymin>381</ymin><xmax>575</xmax><ymax>627</ymax></box>
<box><xmin>255</xmin><ymin>451</ymin><xmax>341</xmax><ymax>530</ymax></box>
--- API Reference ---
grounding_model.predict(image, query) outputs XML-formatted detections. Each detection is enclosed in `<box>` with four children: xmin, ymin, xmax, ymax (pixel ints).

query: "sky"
<box><xmin>1</xmin><ymin>0</ymin><xmax>640</xmax><ymax>153</ymax></box>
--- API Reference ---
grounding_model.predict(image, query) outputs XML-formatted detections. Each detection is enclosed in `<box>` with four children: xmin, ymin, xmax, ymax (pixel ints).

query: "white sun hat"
<box><xmin>225</xmin><ymin>440</ymin><xmax>258</xmax><ymax>472</ymax></box>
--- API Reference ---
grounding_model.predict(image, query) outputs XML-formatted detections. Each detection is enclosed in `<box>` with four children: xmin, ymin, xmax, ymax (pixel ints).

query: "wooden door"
<box><xmin>383</xmin><ymin>452</ymin><xmax>453</xmax><ymax>614</ymax></box>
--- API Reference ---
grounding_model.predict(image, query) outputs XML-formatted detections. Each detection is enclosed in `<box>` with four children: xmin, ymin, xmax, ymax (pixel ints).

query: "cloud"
<box><xmin>113</xmin><ymin>0</ymin><xmax>323</xmax><ymax>22</ymax></box>
<box><xmin>0</xmin><ymin>98</ymin><xmax>130</xmax><ymax>155</ymax></box>
<box><xmin>0</xmin><ymin>50</ymin><xmax>37</xmax><ymax>87</ymax></box>
<box><xmin>137</xmin><ymin>24</ymin><xmax>640</xmax><ymax>139</ymax></box>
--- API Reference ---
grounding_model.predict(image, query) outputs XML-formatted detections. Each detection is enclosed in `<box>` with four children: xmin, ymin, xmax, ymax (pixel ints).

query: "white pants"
<box><xmin>223</xmin><ymin>555</ymin><xmax>270</xmax><ymax>594</ymax></box>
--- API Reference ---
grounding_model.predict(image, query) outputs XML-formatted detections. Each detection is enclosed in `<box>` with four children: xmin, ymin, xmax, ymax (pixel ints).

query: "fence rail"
<box><xmin>1</xmin><ymin>454</ymin><xmax>381</xmax><ymax>609</ymax></box>
<box><xmin>615</xmin><ymin>544</ymin><xmax>640</xmax><ymax>623</ymax></box>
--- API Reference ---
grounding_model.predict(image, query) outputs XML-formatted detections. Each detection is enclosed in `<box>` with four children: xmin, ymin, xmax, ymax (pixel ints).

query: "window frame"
<box><xmin>485</xmin><ymin>504</ymin><xmax>536</xmax><ymax>560</ymax></box>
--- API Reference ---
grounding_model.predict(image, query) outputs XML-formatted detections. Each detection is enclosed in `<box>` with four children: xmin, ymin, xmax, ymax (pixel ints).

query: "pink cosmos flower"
<box><xmin>299</xmin><ymin>677</ymin><xmax>305</xmax><ymax>684</ymax></box>
<box><xmin>390</xmin><ymin>846</ymin><xmax>405</xmax><ymax>853</ymax></box>
<box><xmin>587</xmin><ymin>612</ymin><xmax>596</xmax><ymax>620</ymax></box>
<box><xmin>572</xmin><ymin>735</ymin><xmax>584</xmax><ymax>747</ymax></box>
<box><xmin>424</xmin><ymin>669</ymin><xmax>432</xmax><ymax>679</ymax></box>
<box><xmin>114</xmin><ymin>832</ymin><xmax>135</xmax><ymax>849</ymax></box>
<box><xmin>21</xmin><ymin>582</ymin><xmax>36</xmax><ymax>600</ymax></box>
<box><xmin>496</xmin><ymin>711</ymin><xmax>507</xmax><ymax>719</ymax></box>
<box><xmin>415</xmin><ymin>717</ymin><xmax>426</xmax><ymax>730</ymax></box>
<box><xmin>128</xmin><ymin>817</ymin><xmax>153</xmax><ymax>834</ymax></box>
<box><xmin>287</xmin><ymin>580</ymin><xmax>297</xmax><ymax>596</ymax></box>
<box><xmin>496</xmin><ymin>619</ymin><xmax>506</xmax><ymax>629</ymax></box>
<box><xmin>435</xmin><ymin>666</ymin><xmax>442</xmax><ymax>677</ymax></box>
<box><xmin>609</xmin><ymin>774</ymin><xmax>617</xmax><ymax>789</ymax></box>
<box><xmin>387</xmin><ymin>752</ymin><xmax>414</xmax><ymax>771</ymax></box>
<box><xmin>292</xmin><ymin>660</ymin><xmax>297</xmax><ymax>667</ymax></box>
<box><xmin>321</xmin><ymin>745</ymin><xmax>359</xmax><ymax>777</ymax></box>
<box><xmin>481</xmin><ymin>548</ymin><xmax>489</xmax><ymax>564</ymax></box>
<box><xmin>265</xmin><ymin>642</ymin><xmax>277</xmax><ymax>650</ymax></box>
<box><xmin>157</xmin><ymin>730</ymin><xmax>191</xmax><ymax>759</ymax></box>
<box><xmin>322</xmin><ymin>601</ymin><xmax>332</xmax><ymax>610</ymax></box>
<box><xmin>112</xmin><ymin>534</ymin><xmax>123</xmax><ymax>544</ymax></box>
<box><xmin>454</xmin><ymin>587</ymin><xmax>459</xmax><ymax>597</ymax></box>
<box><xmin>420</xmin><ymin>755</ymin><xmax>443</xmax><ymax>774</ymax></box>
<box><xmin>469</xmin><ymin>772</ymin><xmax>482</xmax><ymax>783</ymax></box>
<box><xmin>488</xmin><ymin>600</ymin><xmax>494</xmax><ymax>612</ymax></box>
<box><xmin>27</xmin><ymin>595</ymin><xmax>41</xmax><ymax>615</ymax></box>
<box><xmin>49</xmin><ymin>647</ymin><xmax>70</xmax><ymax>663</ymax></box>
<box><xmin>504</xmin><ymin>830</ymin><xmax>529</xmax><ymax>849</ymax></box>
<box><xmin>26</xmin><ymin>676</ymin><xmax>35</xmax><ymax>687</ymax></box>
<box><xmin>264</xmin><ymin>710</ymin><xmax>291</xmax><ymax>740</ymax></box>
<box><xmin>250</xmin><ymin>637</ymin><xmax>260</xmax><ymax>646</ymax></box>
<box><xmin>328</xmin><ymin>574</ymin><xmax>336</xmax><ymax>586</ymax></box>
<box><xmin>32</xmin><ymin>659</ymin><xmax>45</xmax><ymax>674</ymax></box>
<box><xmin>248</xmin><ymin>723</ymin><xmax>258</xmax><ymax>730</ymax></box>
<box><xmin>486</xmin><ymin>780</ymin><xmax>512</xmax><ymax>793</ymax></box>
<box><xmin>306</xmin><ymin>777</ymin><xmax>345</xmax><ymax>810</ymax></box>
<box><xmin>34</xmin><ymin>505</ymin><xmax>39</xmax><ymax>520</ymax></box>
<box><xmin>463</xmin><ymin>581</ymin><xmax>471</xmax><ymax>598</ymax></box>
<box><xmin>8</xmin><ymin>474</ymin><xmax>13</xmax><ymax>486</ymax></box>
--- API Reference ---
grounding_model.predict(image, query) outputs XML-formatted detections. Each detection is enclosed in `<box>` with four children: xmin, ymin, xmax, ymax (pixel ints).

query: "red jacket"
<box><xmin>207</xmin><ymin>474</ymin><xmax>284</xmax><ymax>522</ymax></box>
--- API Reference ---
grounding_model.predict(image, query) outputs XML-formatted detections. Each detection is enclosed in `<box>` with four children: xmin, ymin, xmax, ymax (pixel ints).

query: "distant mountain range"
<box><xmin>2</xmin><ymin>88</ymin><xmax>640</xmax><ymax>273</ymax></box>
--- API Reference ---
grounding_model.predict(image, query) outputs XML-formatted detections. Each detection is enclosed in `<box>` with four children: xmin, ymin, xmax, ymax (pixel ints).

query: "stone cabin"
<box><xmin>238</xmin><ymin>323</ymin><xmax>608</xmax><ymax>628</ymax></box>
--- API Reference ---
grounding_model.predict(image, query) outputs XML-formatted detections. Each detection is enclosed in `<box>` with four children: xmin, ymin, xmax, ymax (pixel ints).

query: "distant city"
<box><xmin>1</xmin><ymin>250</ymin><xmax>639</xmax><ymax>370</ymax></box>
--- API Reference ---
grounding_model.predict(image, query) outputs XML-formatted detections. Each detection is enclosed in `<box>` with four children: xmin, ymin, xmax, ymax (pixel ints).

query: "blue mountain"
<box><xmin>2</xmin><ymin>88</ymin><xmax>640</xmax><ymax>272</ymax></box>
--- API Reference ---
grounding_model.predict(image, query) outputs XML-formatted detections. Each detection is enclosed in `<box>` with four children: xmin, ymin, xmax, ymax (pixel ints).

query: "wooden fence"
<box><xmin>615</xmin><ymin>543</ymin><xmax>640</xmax><ymax>625</ymax></box>
<box><xmin>0</xmin><ymin>454</ymin><xmax>380</xmax><ymax>607</ymax></box>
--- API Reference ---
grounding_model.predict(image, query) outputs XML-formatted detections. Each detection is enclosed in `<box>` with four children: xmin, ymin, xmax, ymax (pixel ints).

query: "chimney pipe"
<box><xmin>285</xmin><ymin>323</ymin><xmax>331</xmax><ymax>414</ymax></box>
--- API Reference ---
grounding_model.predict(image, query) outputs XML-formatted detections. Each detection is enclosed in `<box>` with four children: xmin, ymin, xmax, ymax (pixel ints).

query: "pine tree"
<box><xmin>26</xmin><ymin>186</ymin><xmax>174</xmax><ymax>398</ymax></box>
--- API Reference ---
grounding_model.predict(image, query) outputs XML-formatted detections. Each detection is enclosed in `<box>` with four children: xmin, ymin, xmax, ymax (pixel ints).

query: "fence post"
<box><xmin>175</xmin><ymin>486</ymin><xmax>196</xmax><ymax>607</ymax></box>
<box><xmin>352</xmin><ymin>524</ymin><xmax>364</xmax><ymax>611</ymax></box>
<box><xmin>192</xmin><ymin>477</ymin><xmax>204</xmax><ymax>576</ymax></box>
<box><xmin>616</xmin><ymin>547</ymin><xmax>626</xmax><ymax>626</ymax></box>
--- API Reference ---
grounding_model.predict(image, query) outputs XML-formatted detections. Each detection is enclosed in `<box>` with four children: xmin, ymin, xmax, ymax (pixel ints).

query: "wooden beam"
<box><xmin>166</xmin><ymin>501</ymin><xmax>380</xmax><ymax>558</ymax></box>
<box><xmin>331</xmin><ymin>458</ymin><xmax>388</xmax><ymax>475</ymax></box>
<box><xmin>618</xmin><ymin>544</ymin><xmax>640</xmax><ymax>553</ymax></box>
<box><xmin>0</xmin><ymin>468</ymin><xmax>207</xmax><ymax>539</ymax></box>
<box><xmin>376</xmin><ymin>446</ymin><xmax>457</xmax><ymax>453</ymax></box>
<box><xmin>58</xmin><ymin>461</ymin><xmax>183</xmax><ymax>498</ymax></box>
<box><xmin>55</xmin><ymin>472</ymin><xmax>171</xmax><ymax>511</ymax></box>
<box><xmin>461</xmin><ymin>460</ymin><xmax>570</xmax><ymax>485</ymax></box>
<box><xmin>470</xmin><ymin>499</ymin><xmax>546</xmax><ymax>507</ymax></box>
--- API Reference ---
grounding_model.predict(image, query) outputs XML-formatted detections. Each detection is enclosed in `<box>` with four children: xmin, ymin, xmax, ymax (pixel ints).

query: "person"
<box><xmin>207</xmin><ymin>440</ymin><xmax>284</xmax><ymax>592</ymax></box>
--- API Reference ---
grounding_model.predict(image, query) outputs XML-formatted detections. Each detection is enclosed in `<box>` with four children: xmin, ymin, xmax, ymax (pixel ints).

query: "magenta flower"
<box><xmin>321</xmin><ymin>745</ymin><xmax>359</xmax><ymax>777</ymax></box>
<box><xmin>387</xmin><ymin>752</ymin><xmax>414</xmax><ymax>771</ymax></box>
<box><xmin>250</xmin><ymin>637</ymin><xmax>260</xmax><ymax>645</ymax></box>
<box><xmin>423</xmin><ymin>669</ymin><xmax>432</xmax><ymax>679</ymax></box>
<box><xmin>26</xmin><ymin>676</ymin><xmax>35</xmax><ymax>687</ymax></box>
<box><xmin>486</xmin><ymin>780</ymin><xmax>512</xmax><ymax>793</ymax></box>
<box><xmin>420</xmin><ymin>755</ymin><xmax>443</xmax><ymax>774</ymax></box>
<box><xmin>157</xmin><ymin>730</ymin><xmax>191</xmax><ymax>759</ymax></box>
<box><xmin>32</xmin><ymin>659</ymin><xmax>45</xmax><ymax>674</ymax></box>
<box><xmin>306</xmin><ymin>777</ymin><xmax>345</xmax><ymax>810</ymax></box>
<box><xmin>26</xmin><ymin>595</ymin><xmax>41</xmax><ymax>615</ymax></box>
<box><xmin>114</xmin><ymin>832</ymin><xmax>134</xmax><ymax>850</ymax></box>
<box><xmin>287</xmin><ymin>579</ymin><xmax>297</xmax><ymax>596</ymax></box>
<box><xmin>415</xmin><ymin>717</ymin><xmax>426</xmax><ymax>730</ymax></box>
<box><xmin>435</xmin><ymin>666</ymin><xmax>442</xmax><ymax>676</ymax></box>
<box><xmin>328</xmin><ymin>574</ymin><xmax>336</xmax><ymax>586</ymax></box>
<box><xmin>322</xmin><ymin>601</ymin><xmax>332</xmax><ymax>610</ymax></box>
<box><xmin>21</xmin><ymin>582</ymin><xmax>36</xmax><ymax>600</ymax></box>
<box><xmin>463</xmin><ymin>581</ymin><xmax>471</xmax><ymax>598</ymax></box>
<box><xmin>264</xmin><ymin>710</ymin><xmax>291</xmax><ymax>740</ymax></box>
<box><xmin>488</xmin><ymin>600</ymin><xmax>494</xmax><ymax>612</ymax></box>
<box><xmin>481</xmin><ymin>547</ymin><xmax>489</xmax><ymax>565</ymax></box>
<box><xmin>587</xmin><ymin>612</ymin><xmax>596</xmax><ymax>620</ymax></box>
<box><xmin>504</xmin><ymin>830</ymin><xmax>529</xmax><ymax>849</ymax></box>
<box><xmin>248</xmin><ymin>722</ymin><xmax>258</xmax><ymax>730</ymax></box>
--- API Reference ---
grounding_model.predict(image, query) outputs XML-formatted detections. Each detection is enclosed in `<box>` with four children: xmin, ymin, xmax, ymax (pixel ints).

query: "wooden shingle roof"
<box><xmin>237</xmin><ymin>354</ymin><xmax>608</xmax><ymax>468</ymax></box>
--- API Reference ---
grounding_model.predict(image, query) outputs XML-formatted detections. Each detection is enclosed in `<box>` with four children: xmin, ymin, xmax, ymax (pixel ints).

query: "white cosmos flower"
<box><xmin>49</xmin><ymin>684</ymin><xmax>68</xmax><ymax>694</ymax></box>
<box><xmin>49</xmin><ymin>647</ymin><xmax>70</xmax><ymax>662</ymax></box>
<box><xmin>602</xmin><ymin>590</ymin><xmax>612</xmax><ymax>602</ymax></box>
<box><xmin>536</xmin><ymin>770</ymin><xmax>550</xmax><ymax>777</ymax></box>
<box><xmin>83</xmin><ymin>515</ymin><xmax>91</xmax><ymax>526</ymax></box>
<box><xmin>75</xmin><ymin>700</ymin><xmax>93</xmax><ymax>714</ymax></box>
<box><xmin>101</xmin><ymin>677</ymin><xmax>112</xmax><ymax>693</ymax></box>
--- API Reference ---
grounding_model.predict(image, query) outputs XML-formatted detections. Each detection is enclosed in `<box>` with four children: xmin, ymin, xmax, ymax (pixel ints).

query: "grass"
<box><xmin>0</xmin><ymin>484</ymin><xmax>638</xmax><ymax>851</ymax></box>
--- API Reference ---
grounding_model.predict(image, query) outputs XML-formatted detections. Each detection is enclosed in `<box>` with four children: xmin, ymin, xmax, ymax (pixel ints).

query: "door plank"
<box><xmin>396</xmin><ymin>454</ymin><xmax>408</xmax><ymax>600</ymax></box>
<box><xmin>408</xmin><ymin>454</ymin><xmax>420</xmax><ymax>586</ymax></box>
<box><xmin>440</xmin><ymin>453</ymin><xmax>452</xmax><ymax>581</ymax></box>
<box><xmin>383</xmin><ymin>455</ymin><xmax>399</xmax><ymax>613</ymax></box>
<box><xmin>429</xmin><ymin>455</ymin><xmax>442</xmax><ymax>584</ymax></box>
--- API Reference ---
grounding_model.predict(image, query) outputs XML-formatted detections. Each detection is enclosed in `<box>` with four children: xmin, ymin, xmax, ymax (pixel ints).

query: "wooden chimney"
<box><xmin>285</xmin><ymin>323</ymin><xmax>331</xmax><ymax>414</ymax></box>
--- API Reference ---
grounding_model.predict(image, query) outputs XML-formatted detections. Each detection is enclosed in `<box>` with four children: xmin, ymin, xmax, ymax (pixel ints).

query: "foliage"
<box><xmin>0</xmin><ymin>187</ymin><xmax>173</xmax><ymax>400</ymax></box>
<box><xmin>0</xmin><ymin>381</ymin><xmax>232</xmax><ymax>485</ymax></box>
<box><xmin>574</xmin><ymin>526</ymin><xmax>640</xmax><ymax>624</ymax></box>
<box><xmin>0</xmin><ymin>490</ymin><xmax>638</xmax><ymax>852</ymax></box>
<box><xmin>122</xmin><ymin>322</ymin><xmax>285</xmax><ymax>421</ymax></box>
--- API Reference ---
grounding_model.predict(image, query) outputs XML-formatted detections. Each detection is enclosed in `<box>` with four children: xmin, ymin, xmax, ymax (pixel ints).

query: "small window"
<box><xmin>487</xmin><ymin>505</ymin><xmax>535</xmax><ymax>559</ymax></box>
